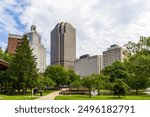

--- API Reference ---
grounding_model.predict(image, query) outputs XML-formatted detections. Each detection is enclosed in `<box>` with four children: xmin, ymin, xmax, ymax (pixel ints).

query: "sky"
<box><xmin>1</xmin><ymin>0</ymin><xmax>150</xmax><ymax>65</ymax></box>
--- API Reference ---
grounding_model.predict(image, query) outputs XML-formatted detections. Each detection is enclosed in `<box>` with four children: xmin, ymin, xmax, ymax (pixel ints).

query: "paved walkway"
<box><xmin>36</xmin><ymin>90</ymin><xmax>60</xmax><ymax>100</ymax></box>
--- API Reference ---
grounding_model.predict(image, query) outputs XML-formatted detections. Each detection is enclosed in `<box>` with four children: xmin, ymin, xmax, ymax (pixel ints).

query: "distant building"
<box><xmin>26</xmin><ymin>25</ymin><xmax>46</xmax><ymax>73</ymax></box>
<box><xmin>7</xmin><ymin>34</ymin><xmax>23</xmax><ymax>54</ymax></box>
<box><xmin>51</xmin><ymin>22</ymin><xmax>76</xmax><ymax>69</ymax></box>
<box><xmin>103</xmin><ymin>44</ymin><xmax>127</xmax><ymax>68</ymax></box>
<box><xmin>74</xmin><ymin>54</ymin><xmax>103</xmax><ymax>77</ymax></box>
<box><xmin>0</xmin><ymin>59</ymin><xmax>9</xmax><ymax>71</ymax></box>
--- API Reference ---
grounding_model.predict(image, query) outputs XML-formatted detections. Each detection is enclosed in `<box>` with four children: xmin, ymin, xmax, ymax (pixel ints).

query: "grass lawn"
<box><xmin>0</xmin><ymin>95</ymin><xmax>38</xmax><ymax>100</ymax></box>
<box><xmin>54</xmin><ymin>95</ymin><xmax>150</xmax><ymax>100</ymax></box>
<box><xmin>0</xmin><ymin>89</ymin><xmax>57</xmax><ymax>100</ymax></box>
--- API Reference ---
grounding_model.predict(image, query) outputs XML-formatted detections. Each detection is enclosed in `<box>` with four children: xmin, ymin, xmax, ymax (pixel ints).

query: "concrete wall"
<box><xmin>103</xmin><ymin>44</ymin><xmax>126</xmax><ymax>68</ymax></box>
<box><xmin>74</xmin><ymin>55</ymin><xmax>103</xmax><ymax>77</ymax></box>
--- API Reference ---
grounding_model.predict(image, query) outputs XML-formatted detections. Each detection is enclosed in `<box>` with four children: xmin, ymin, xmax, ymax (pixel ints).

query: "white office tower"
<box><xmin>26</xmin><ymin>25</ymin><xmax>46</xmax><ymax>73</ymax></box>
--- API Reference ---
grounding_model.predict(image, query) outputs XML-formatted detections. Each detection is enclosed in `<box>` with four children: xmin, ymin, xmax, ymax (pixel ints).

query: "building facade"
<box><xmin>26</xmin><ymin>25</ymin><xmax>46</xmax><ymax>73</ymax></box>
<box><xmin>74</xmin><ymin>54</ymin><xmax>103</xmax><ymax>77</ymax></box>
<box><xmin>7</xmin><ymin>34</ymin><xmax>23</xmax><ymax>54</ymax></box>
<box><xmin>51</xmin><ymin>22</ymin><xmax>76</xmax><ymax>69</ymax></box>
<box><xmin>103</xmin><ymin>44</ymin><xmax>127</xmax><ymax>68</ymax></box>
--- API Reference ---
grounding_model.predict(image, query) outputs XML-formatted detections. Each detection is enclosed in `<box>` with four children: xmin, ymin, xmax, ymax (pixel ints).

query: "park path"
<box><xmin>36</xmin><ymin>88</ymin><xmax>68</xmax><ymax>100</ymax></box>
<box><xmin>36</xmin><ymin>90</ymin><xmax>60</xmax><ymax>100</ymax></box>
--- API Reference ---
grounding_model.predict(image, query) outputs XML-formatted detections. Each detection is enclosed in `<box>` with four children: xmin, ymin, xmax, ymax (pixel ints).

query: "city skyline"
<box><xmin>1</xmin><ymin>0</ymin><xmax>150</xmax><ymax>65</ymax></box>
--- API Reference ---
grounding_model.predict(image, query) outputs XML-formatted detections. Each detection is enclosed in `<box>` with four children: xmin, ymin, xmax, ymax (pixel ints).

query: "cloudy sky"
<box><xmin>1</xmin><ymin>0</ymin><xmax>150</xmax><ymax>64</ymax></box>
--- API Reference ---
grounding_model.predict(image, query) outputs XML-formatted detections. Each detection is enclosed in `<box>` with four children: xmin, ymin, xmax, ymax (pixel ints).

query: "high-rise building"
<box><xmin>74</xmin><ymin>54</ymin><xmax>103</xmax><ymax>77</ymax></box>
<box><xmin>26</xmin><ymin>25</ymin><xmax>46</xmax><ymax>73</ymax></box>
<box><xmin>7</xmin><ymin>34</ymin><xmax>23</xmax><ymax>54</ymax></box>
<box><xmin>51</xmin><ymin>22</ymin><xmax>76</xmax><ymax>69</ymax></box>
<box><xmin>103</xmin><ymin>44</ymin><xmax>127</xmax><ymax>68</ymax></box>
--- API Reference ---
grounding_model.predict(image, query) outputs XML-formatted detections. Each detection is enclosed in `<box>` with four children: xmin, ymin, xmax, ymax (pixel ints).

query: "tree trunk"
<box><xmin>31</xmin><ymin>88</ymin><xmax>33</xmax><ymax>96</ymax></box>
<box><xmin>89</xmin><ymin>88</ymin><xmax>91</xmax><ymax>98</ymax></box>
<box><xmin>98</xmin><ymin>89</ymin><xmax>100</xmax><ymax>95</ymax></box>
<box><xmin>69</xmin><ymin>84</ymin><xmax>71</xmax><ymax>94</ymax></box>
<box><xmin>18</xmin><ymin>89</ymin><xmax>20</xmax><ymax>94</ymax></box>
<box><xmin>136</xmin><ymin>89</ymin><xmax>138</xmax><ymax>95</ymax></box>
<box><xmin>119</xmin><ymin>94</ymin><xmax>120</xmax><ymax>98</ymax></box>
<box><xmin>22</xmin><ymin>88</ymin><xmax>25</xmax><ymax>95</ymax></box>
<box><xmin>0</xmin><ymin>83</ymin><xmax>2</xmax><ymax>94</ymax></box>
<box><xmin>25</xmin><ymin>88</ymin><xmax>27</xmax><ymax>94</ymax></box>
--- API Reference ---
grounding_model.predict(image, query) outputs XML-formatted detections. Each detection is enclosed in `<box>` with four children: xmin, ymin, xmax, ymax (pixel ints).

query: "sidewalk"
<box><xmin>36</xmin><ymin>90</ymin><xmax>60</xmax><ymax>100</ymax></box>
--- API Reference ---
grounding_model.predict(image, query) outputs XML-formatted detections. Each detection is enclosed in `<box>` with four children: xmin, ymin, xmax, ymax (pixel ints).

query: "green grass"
<box><xmin>0</xmin><ymin>95</ymin><xmax>39</xmax><ymax>100</ymax></box>
<box><xmin>0</xmin><ymin>89</ymin><xmax>57</xmax><ymax>100</ymax></box>
<box><xmin>54</xmin><ymin>95</ymin><xmax>150</xmax><ymax>100</ymax></box>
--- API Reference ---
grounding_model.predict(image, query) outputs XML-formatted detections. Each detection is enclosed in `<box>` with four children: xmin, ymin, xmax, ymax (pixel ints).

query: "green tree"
<box><xmin>81</xmin><ymin>76</ymin><xmax>95</xmax><ymax>98</ymax></box>
<box><xmin>0</xmin><ymin>49</ymin><xmax>13</xmax><ymax>63</ymax></box>
<box><xmin>8</xmin><ymin>35</ymin><xmax>38</xmax><ymax>94</ymax></box>
<box><xmin>92</xmin><ymin>74</ymin><xmax>109</xmax><ymax>95</ymax></box>
<box><xmin>71</xmin><ymin>79</ymin><xmax>81</xmax><ymax>90</ymax></box>
<box><xmin>0</xmin><ymin>71</ymin><xmax>8</xmax><ymax>94</ymax></box>
<box><xmin>45</xmin><ymin>65</ymin><xmax>69</xmax><ymax>86</ymax></box>
<box><xmin>102</xmin><ymin>61</ymin><xmax>129</xmax><ymax>82</ymax></box>
<box><xmin>125</xmin><ymin>54</ymin><xmax>150</xmax><ymax>95</ymax></box>
<box><xmin>67</xmin><ymin>69</ymin><xmax>80</xmax><ymax>93</ymax></box>
<box><xmin>36</xmin><ymin>74</ymin><xmax>56</xmax><ymax>92</ymax></box>
<box><xmin>125</xmin><ymin>37</ymin><xmax>150</xmax><ymax>95</ymax></box>
<box><xmin>113</xmin><ymin>79</ymin><xmax>129</xmax><ymax>98</ymax></box>
<box><xmin>125</xmin><ymin>36</ymin><xmax>150</xmax><ymax>56</ymax></box>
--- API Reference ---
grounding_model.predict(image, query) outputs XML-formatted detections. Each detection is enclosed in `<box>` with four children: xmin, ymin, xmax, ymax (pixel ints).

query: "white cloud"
<box><xmin>1</xmin><ymin>0</ymin><xmax>150</xmax><ymax>64</ymax></box>
<box><xmin>0</xmin><ymin>0</ymin><xmax>29</xmax><ymax>34</ymax></box>
<box><xmin>0</xmin><ymin>42</ymin><xmax>7</xmax><ymax>51</ymax></box>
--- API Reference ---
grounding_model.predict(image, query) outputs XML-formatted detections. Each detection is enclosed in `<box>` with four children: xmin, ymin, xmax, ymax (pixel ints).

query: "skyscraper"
<box><xmin>26</xmin><ymin>25</ymin><xmax>46</xmax><ymax>73</ymax></box>
<box><xmin>51</xmin><ymin>22</ymin><xmax>76</xmax><ymax>69</ymax></box>
<box><xmin>103</xmin><ymin>44</ymin><xmax>127</xmax><ymax>68</ymax></box>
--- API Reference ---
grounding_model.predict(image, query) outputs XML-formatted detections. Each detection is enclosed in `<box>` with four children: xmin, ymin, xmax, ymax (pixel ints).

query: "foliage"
<box><xmin>125</xmin><ymin>54</ymin><xmax>150</xmax><ymax>95</ymax></box>
<box><xmin>8</xmin><ymin>35</ymin><xmax>38</xmax><ymax>94</ymax></box>
<box><xmin>112</xmin><ymin>79</ymin><xmax>129</xmax><ymax>98</ymax></box>
<box><xmin>81</xmin><ymin>76</ymin><xmax>95</xmax><ymax>98</ymax></box>
<box><xmin>71</xmin><ymin>80</ymin><xmax>81</xmax><ymax>89</ymax></box>
<box><xmin>91</xmin><ymin>74</ymin><xmax>109</xmax><ymax>95</ymax></box>
<box><xmin>67</xmin><ymin>69</ymin><xmax>80</xmax><ymax>86</ymax></box>
<box><xmin>36</xmin><ymin>74</ymin><xmax>56</xmax><ymax>91</ymax></box>
<box><xmin>102</xmin><ymin>61</ymin><xmax>129</xmax><ymax>82</ymax></box>
<box><xmin>45</xmin><ymin>65</ymin><xmax>69</xmax><ymax>86</ymax></box>
<box><xmin>125</xmin><ymin>37</ymin><xmax>150</xmax><ymax>95</ymax></box>
<box><xmin>0</xmin><ymin>49</ymin><xmax>13</xmax><ymax>63</ymax></box>
<box><xmin>45</xmin><ymin>65</ymin><xmax>79</xmax><ymax>87</ymax></box>
<box><xmin>125</xmin><ymin>36</ymin><xmax>150</xmax><ymax>56</ymax></box>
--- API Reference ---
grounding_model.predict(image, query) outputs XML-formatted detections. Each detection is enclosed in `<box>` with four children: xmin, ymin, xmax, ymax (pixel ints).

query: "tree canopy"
<box><xmin>8</xmin><ymin>35</ymin><xmax>38</xmax><ymax>94</ymax></box>
<box><xmin>45</xmin><ymin>65</ymin><xmax>79</xmax><ymax>87</ymax></box>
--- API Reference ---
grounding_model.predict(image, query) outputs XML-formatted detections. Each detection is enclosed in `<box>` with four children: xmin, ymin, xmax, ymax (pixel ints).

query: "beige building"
<box><xmin>74</xmin><ymin>54</ymin><xmax>103</xmax><ymax>77</ymax></box>
<box><xmin>103</xmin><ymin>44</ymin><xmax>127</xmax><ymax>68</ymax></box>
<box><xmin>51</xmin><ymin>22</ymin><xmax>76</xmax><ymax>69</ymax></box>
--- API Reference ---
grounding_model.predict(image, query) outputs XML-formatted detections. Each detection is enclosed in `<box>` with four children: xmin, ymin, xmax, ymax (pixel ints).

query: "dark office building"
<box><xmin>51</xmin><ymin>22</ymin><xmax>76</xmax><ymax>69</ymax></box>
